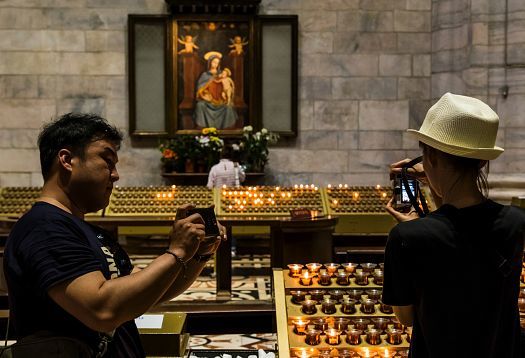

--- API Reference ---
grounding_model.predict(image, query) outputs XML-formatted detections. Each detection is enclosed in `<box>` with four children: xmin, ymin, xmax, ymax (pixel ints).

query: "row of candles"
<box><xmin>293</xmin><ymin>347</ymin><xmax>409</xmax><ymax>358</ymax></box>
<box><xmin>294</xmin><ymin>298</ymin><xmax>392</xmax><ymax>316</ymax></box>
<box><xmin>288</xmin><ymin>263</ymin><xmax>384</xmax><ymax>287</ymax></box>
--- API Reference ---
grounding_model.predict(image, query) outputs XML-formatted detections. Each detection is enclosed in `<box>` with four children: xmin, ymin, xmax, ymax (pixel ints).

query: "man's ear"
<box><xmin>58</xmin><ymin>149</ymin><xmax>74</xmax><ymax>172</ymax></box>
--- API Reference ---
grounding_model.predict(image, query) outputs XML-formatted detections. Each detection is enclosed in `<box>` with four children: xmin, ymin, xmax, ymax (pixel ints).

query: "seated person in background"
<box><xmin>207</xmin><ymin>145</ymin><xmax>245</xmax><ymax>189</ymax></box>
<box><xmin>4</xmin><ymin>113</ymin><xmax>226</xmax><ymax>357</ymax></box>
<box><xmin>383</xmin><ymin>93</ymin><xmax>525</xmax><ymax>358</ymax></box>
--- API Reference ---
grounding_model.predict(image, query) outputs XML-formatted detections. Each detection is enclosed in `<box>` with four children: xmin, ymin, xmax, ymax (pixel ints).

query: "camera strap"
<box><xmin>401</xmin><ymin>156</ymin><xmax>429</xmax><ymax>218</ymax></box>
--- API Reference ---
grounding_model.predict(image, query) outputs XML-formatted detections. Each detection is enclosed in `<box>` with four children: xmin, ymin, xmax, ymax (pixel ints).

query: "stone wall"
<box><xmin>0</xmin><ymin>0</ymin><xmax>523</xmax><ymax>188</ymax></box>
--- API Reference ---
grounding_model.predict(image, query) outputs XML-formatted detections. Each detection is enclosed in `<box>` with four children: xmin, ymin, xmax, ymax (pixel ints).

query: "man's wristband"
<box><xmin>165</xmin><ymin>249</ymin><xmax>188</xmax><ymax>278</ymax></box>
<box><xmin>193</xmin><ymin>253</ymin><xmax>214</xmax><ymax>263</ymax></box>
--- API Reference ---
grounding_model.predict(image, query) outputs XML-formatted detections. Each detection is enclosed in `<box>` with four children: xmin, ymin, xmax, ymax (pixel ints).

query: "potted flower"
<box><xmin>159</xmin><ymin>139</ymin><xmax>182</xmax><ymax>173</ymax></box>
<box><xmin>239</xmin><ymin>126</ymin><xmax>279</xmax><ymax>173</ymax></box>
<box><xmin>195</xmin><ymin>127</ymin><xmax>224</xmax><ymax>172</ymax></box>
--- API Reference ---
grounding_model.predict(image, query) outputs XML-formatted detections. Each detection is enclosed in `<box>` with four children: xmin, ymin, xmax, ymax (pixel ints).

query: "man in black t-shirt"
<box><xmin>4</xmin><ymin>113</ymin><xmax>226</xmax><ymax>357</ymax></box>
<box><xmin>384</xmin><ymin>93</ymin><xmax>525</xmax><ymax>357</ymax></box>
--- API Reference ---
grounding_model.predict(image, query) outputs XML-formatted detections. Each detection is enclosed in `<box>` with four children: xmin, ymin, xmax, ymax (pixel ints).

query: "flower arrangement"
<box><xmin>159</xmin><ymin>126</ymin><xmax>277</xmax><ymax>174</ymax></box>
<box><xmin>239</xmin><ymin>126</ymin><xmax>279</xmax><ymax>172</ymax></box>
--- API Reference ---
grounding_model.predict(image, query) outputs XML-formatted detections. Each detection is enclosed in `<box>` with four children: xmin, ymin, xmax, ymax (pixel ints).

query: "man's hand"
<box><xmin>168</xmin><ymin>204</ymin><xmax>205</xmax><ymax>261</ymax></box>
<box><xmin>390</xmin><ymin>158</ymin><xmax>427</xmax><ymax>184</ymax></box>
<box><xmin>385</xmin><ymin>198</ymin><xmax>419</xmax><ymax>223</ymax></box>
<box><xmin>195</xmin><ymin>221</ymin><xmax>227</xmax><ymax>256</ymax></box>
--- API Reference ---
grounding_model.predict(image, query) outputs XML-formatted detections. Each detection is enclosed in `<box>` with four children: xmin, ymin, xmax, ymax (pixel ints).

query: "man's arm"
<box><xmin>393</xmin><ymin>305</ymin><xmax>414</xmax><ymax>327</ymax></box>
<box><xmin>48</xmin><ymin>213</ymin><xmax>205</xmax><ymax>333</ymax></box>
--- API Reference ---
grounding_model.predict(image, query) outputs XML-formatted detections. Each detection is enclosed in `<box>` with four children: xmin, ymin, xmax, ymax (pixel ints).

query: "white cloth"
<box><xmin>207</xmin><ymin>159</ymin><xmax>246</xmax><ymax>188</ymax></box>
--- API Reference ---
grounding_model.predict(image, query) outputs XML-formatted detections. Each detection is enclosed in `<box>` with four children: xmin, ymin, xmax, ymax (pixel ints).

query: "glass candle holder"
<box><xmin>306</xmin><ymin>262</ymin><xmax>322</xmax><ymax>275</ymax></box>
<box><xmin>325</xmin><ymin>328</ymin><xmax>341</xmax><ymax>345</ymax></box>
<box><xmin>301</xmin><ymin>299</ymin><xmax>318</xmax><ymax>315</ymax></box>
<box><xmin>339</xmin><ymin>349</ymin><xmax>357</xmax><ymax>358</ymax></box>
<box><xmin>292</xmin><ymin>319</ymin><xmax>310</xmax><ymax>335</ymax></box>
<box><xmin>336</xmin><ymin>271</ymin><xmax>350</xmax><ymax>286</ymax></box>
<box><xmin>372</xmin><ymin>270</ymin><xmax>384</xmax><ymax>286</ymax></box>
<box><xmin>309</xmin><ymin>289</ymin><xmax>326</xmax><ymax>302</ymax></box>
<box><xmin>360</xmin><ymin>298</ymin><xmax>376</xmax><ymax>314</ymax></box>
<box><xmin>353</xmin><ymin>318</ymin><xmax>370</xmax><ymax>331</ymax></box>
<box><xmin>386</xmin><ymin>328</ymin><xmax>403</xmax><ymax>345</ymax></box>
<box><xmin>318</xmin><ymin>271</ymin><xmax>332</xmax><ymax>286</ymax></box>
<box><xmin>299</xmin><ymin>272</ymin><xmax>313</xmax><ymax>286</ymax></box>
<box><xmin>304</xmin><ymin>328</ymin><xmax>322</xmax><ymax>346</ymax></box>
<box><xmin>365</xmin><ymin>328</ymin><xmax>382</xmax><ymax>345</ymax></box>
<box><xmin>293</xmin><ymin>348</ymin><xmax>316</xmax><ymax>358</ymax></box>
<box><xmin>321</xmin><ymin>298</ymin><xmax>337</xmax><ymax>314</ymax></box>
<box><xmin>346</xmin><ymin>328</ymin><xmax>363</xmax><ymax>345</ymax></box>
<box><xmin>379</xmin><ymin>301</ymin><xmax>394</xmax><ymax>314</ymax></box>
<box><xmin>354</xmin><ymin>271</ymin><xmax>369</xmax><ymax>286</ymax></box>
<box><xmin>348</xmin><ymin>289</ymin><xmax>364</xmax><ymax>301</ymax></box>
<box><xmin>329</xmin><ymin>289</ymin><xmax>345</xmax><ymax>303</ymax></box>
<box><xmin>290</xmin><ymin>290</ymin><xmax>307</xmax><ymax>304</ymax></box>
<box><xmin>519</xmin><ymin>298</ymin><xmax>525</xmax><ymax>313</ymax></box>
<box><xmin>396</xmin><ymin>350</ymin><xmax>409</xmax><ymax>358</ymax></box>
<box><xmin>391</xmin><ymin>318</ymin><xmax>403</xmax><ymax>331</ymax></box>
<box><xmin>360</xmin><ymin>263</ymin><xmax>377</xmax><ymax>273</ymax></box>
<box><xmin>288</xmin><ymin>264</ymin><xmax>303</xmax><ymax>277</ymax></box>
<box><xmin>365</xmin><ymin>289</ymin><xmax>382</xmax><ymax>302</ymax></box>
<box><xmin>341</xmin><ymin>298</ymin><xmax>357</xmax><ymax>314</ymax></box>
<box><xmin>332</xmin><ymin>317</ymin><xmax>350</xmax><ymax>332</ymax></box>
<box><xmin>318</xmin><ymin>350</ymin><xmax>332</xmax><ymax>358</ymax></box>
<box><xmin>357</xmin><ymin>348</ymin><xmax>378</xmax><ymax>357</ymax></box>
<box><xmin>324</xmin><ymin>263</ymin><xmax>340</xmax><ymax>277</ymax></box>
<box><xmin>341</xmin><ymin>262</ymin><xmax>358</xmax><ymax>275</ymax></box>
<box><xmin>312</xmin><ymin>317</ymin><xmax>329</xmax><ymax>333</ymax></box>
<box><xmin>372</xmin><ymin>317</ymin><xmax>390</xmax><ymax>332</ymax></box>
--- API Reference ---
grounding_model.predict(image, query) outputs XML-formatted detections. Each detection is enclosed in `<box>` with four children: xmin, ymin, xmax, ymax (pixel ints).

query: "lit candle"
<box><xmin>325</xmin><ymin>328</ymin><xmax>341</xmax><ymax>345</ymax></box>
<box><xmin>293</xmin><ymin>349</ymin><xmax>315</xmax><ymax>358</ymax></box>
<box><xmin>291</xmin><ymin>319</ymin><xmax>310</xmax><ymax>335</ymax></box>
<box><xmin>376</xmin><ymin>184</ymin><xmax>381</xmax><ymax>190</ymax></box>
<box><xmin>300</xmin><ymin>272</ymin><xmax>313</xmax><ymax>286</ymax></box>
<box><xmin>324</xmin><ymin>263</ymin><xmax>339</xmax><ymax>276</ymax></box>
<box><xmin>378</xmin><ymin>349</ymin><xmax>394</xmax><ymax>358</ymax></box>
<box><xmin>287</xmin><ymin>264</ymin><xmax>303</xmax><ymax>277</ymax></box>
<box><xmin>341</xmin><ymin>262</ymin><xmax>358</xmax><ymax>275</ymax></box>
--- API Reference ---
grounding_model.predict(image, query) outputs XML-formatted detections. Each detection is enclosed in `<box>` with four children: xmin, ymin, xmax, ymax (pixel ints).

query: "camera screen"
<box><xmin>401</xmin><ymin>180</ymin><xmax>417</xmax><ymax>203</ymax></box>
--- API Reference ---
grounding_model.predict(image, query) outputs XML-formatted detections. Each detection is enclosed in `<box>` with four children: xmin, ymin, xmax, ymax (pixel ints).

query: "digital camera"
<box><xmin>186</xmin><ymin>207</ymin><xmax>220</xmax><ymax>238</ymax></box>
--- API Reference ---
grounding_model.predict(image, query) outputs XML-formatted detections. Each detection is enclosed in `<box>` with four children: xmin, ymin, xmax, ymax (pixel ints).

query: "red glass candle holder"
<box><xmin>346</xmin><ymin>328</ymin><xmax>363</xmax><ymax>345</ymax></box>
<box><xmin>360</xmin><ymin>263</ymin><xmax>377</xmax><ymax>273</ymax></box>
<box><xmin>312</xmin><ymin>317</ymin><xmax>328</xmax><ymax>333</ymax></box>
<box><xmin>324</xmin><ymin>263</ymin><xmax>340</xmax><ymax>277</ymax></box>
<box><xmin>365</xmin><ymin>289</ymin><xmax>382</xmax><ymax>302</ymax></box>
<box><xmin>365</xmin><ymin>328</ymin><xmax>382</xmax><ymax>345</ymax></box>
<box><xmin>332</xmin><ymin>317</ymin><xmax>350</xmax><ymax>332</ymax></box>
<box><xmin>318</xmin><ymin>271</ymin><xmax>332</xmax><ymax>286</ymax></box>
<box><xmin>348</xmin><ymin>289</ymin><xmax>363</xmax><ymax>301</ymax></box>
<box><xmin>353</xmin><ymin>318</ymin><xmax>370</xmax><ymax>331</ymax></box>
<box><xmin>321</xmin><ymin>298</ymin><xmax>337</xmax><ymax>314</ymax></box>
<box><xmin>309</xmin><ymin>289</ymin><xmax>326</xmax><ymax>302</ymax></box>
<box><xmin>372</xmin><ymin>270</ymin><xmax>384</xmax><ymax>285</ymax></box>
<box><xmin>372</xmin><ymin>317</ymin><xmax>390</xmax><ymax>332</ymax></box>
<box><xmin>360</xmin><ymin>298</ymin><xmax>376</xmax><ymax>314</ymax></box>
<box><xmin>306</xmin><ymin>262</ymin><xmax>322</xmax><ymax>275</ymax></box>
<box><xmin>301</xmin><ymin>299</ymin><xmax>318</xmax><ymax>315</ymax></box>
<box><xmin>304</xmin><ymin>328</ymin><xmax>322</xmax><ymax>345</ymax></box>
<box><xmin>290</xmin><ymin>290</ymin><xmax>307</xmax><ymax>304</ymax></box>
<box><xmin>354</xmin><ymin>271</ymin><xmax>369</xmax><ymax>286</ymax></box>
<box><xmin>341</xmin><ymin>262</ymin><xmax>358</xmax><ymax>275</ymax></box>
<box><xmin>325</xmin><ymin>328</ymin><xmax>341</xmax><ymax>345</ymax></box>
<box><xmin>341</xmin><ymin>298</ymin><xmax>357</xmax><ymax>314</ymax></box>
<box><xmin>329</xmin><ymin>289</ymin><xmax>345</xmax><ymax>303</ymax></box>
<box><xmin>386</xmin><ymin>328</ymin><xmax>403</xmax><ymax>345</ymax></box>
<box><xmin>336</xmin><ymin>271</ymin><xmax>350</xmax><ymax>286</ymax></box>
<box><xmin>288</xmin><ymin>264</ymin><xmax>303</xmax><ymax>277</ymax></box>
<box><xmin>292</xmin><ymin>319</ymin><xmax>310</xmax><ymax>335</ymax></box>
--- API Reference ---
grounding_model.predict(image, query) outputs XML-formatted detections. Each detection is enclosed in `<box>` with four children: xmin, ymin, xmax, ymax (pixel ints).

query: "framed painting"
<box><xmin>169</xmin><ymin>16</ymin><xmax>256</xmax><ymax>135</ymax></box>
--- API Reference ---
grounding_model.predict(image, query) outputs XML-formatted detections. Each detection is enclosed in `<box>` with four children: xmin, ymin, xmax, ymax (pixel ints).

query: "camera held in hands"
<box><xmin>186</xmin><ymin>207</ymin><xmax>220</xmax><ymax>238</ymax></box>
<box><xmin>392</xmin><ymin>174</ymin><xmax>419</xmax><ymax>213</ymax></box>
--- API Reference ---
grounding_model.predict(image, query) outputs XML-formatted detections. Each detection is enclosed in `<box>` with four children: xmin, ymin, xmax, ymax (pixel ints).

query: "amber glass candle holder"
<box><xmin>366</xmin><ymin>289</ymin><xmax>382</xmax><ymax>302</ymax></box>
<box><xmin>336</xmin><ymin>271</ymin><xmax>350</xmax><ymax>286</ymax></box>
<box><xmin>346</xmin><ymin>328</ymin><xmax>363</xmax><ymax>345</ymax></box>
<box><xmin>318</xmin><ymin>271</ymin><xmax>332</xmax><ymax>286</ymax></box>
<box><xmin>339</xmin><ymin>349</ymin><xmax>357</xmax><ymax>358</ymax></box>
<box><xmin>293</xmin><ymin>348</ymin><xmax>316</xmax><ymax>358</ymax></box>
<box><xmin>386</xmin><ymin>328</ymin><xmax>403</xmax><ymax>345</ymax></box>
<box><xmin>321</xmin><ymin>298</ymin><xmax>337</xmax><ymax>314</ymax></box>
<box><xmin>354</xmin><ymin>271</ymin><xmax>369</xmax><ymax>286</ymax></box>
<box><xmin>325</xmin><ymin>328</ymin><xmax>342</xmax><ymax>345</ymax></box>
<box><xmin>353</xmin><ymin>318</ymin><xmax>370</xmax><ymax>331</ymax></box>
<box><xmin>342</xmin><ymin>262</ymin><xmax>358</xmax><ymax>275</ymax></box>
<box><xmin>304</xmin><ymin>328</ymin><xmax>322</xmax><ymax>346</ymax></box>
<box><xmin>341</xmin><ymin>298</ymin><xmax>357</xmax><ymax>314</ymax></box>
<box><xmin>360</xmin><ymin>299</ymin><xmax>376</xmax><ymax>314</ymax></box>
<box><xmin>292</xmin><ymin>319</ymin><xmax>310</xmax><ymax>335</ymax></box>
<box><xmin>290</xmin><ymin>290</ymin><xmax>307</xmax><ymax>304</ymax></box>
<box><xmin>329</xmin><ymin>289</ymin><xmax>345</xmax><ymax>303</ymax></box>
<box><xmin>379</xmin><ymin>301</ymin><xmax>394</xmax><ymax>314</ymax></box>
<box><xmin>309</xmin><ymin>289</ymin><xmax>326</xmax><ymax>302</ymax></box>
<box><xmin>288</xmin><ymin>264</ymin><xmax>303</xmax><ymax>277</ymax></box>
<box><xmin>372</xmin><ymin>270</ymin><xmax>384</xmax><ymax>286</ymax></box>
<box><xmin>332</xmin><ymin>317</ymin><xmax>350</xmax><ymax>332</ymax></box>
<box><xmin>306</xmin><ymin>262</ymin><xmax>322</xmax><ymax>275</ymax></box>
<box><xmin>360</xmin><ymin>263</ymin><xmax>377</xmax><ymax>273</ymax></box>
<box><xmin>348</xmin><ymin>289</ymin><xmax>363</xmax><ymax>301</ymax></box>
<box><xmin>378</xmin><ymin>349</ymin><xmax>396</xmax><ymax>358</ymax></box>
<box><xmin>365</xmin><ymin>328</ymin><xmax>382</xmax><ymax>345</ymax></box>
<box><xmin>312</xmin><ymin>317</ymin><xmax>329</xmax><ymax>333</ymax></box>
<box><xmin>301</xmin><ymin>299</ymin><xmax>318</xmax><ymax>315</ymax></box>
<box><xmin>324</xmin><ymin>263</ymin><xmax>340</xmax><ymax>277</ymax></box>
<box><xmin>372</xmin><ymin>317</ymin><xmax>390</xmax><ymax>332</ymax></box>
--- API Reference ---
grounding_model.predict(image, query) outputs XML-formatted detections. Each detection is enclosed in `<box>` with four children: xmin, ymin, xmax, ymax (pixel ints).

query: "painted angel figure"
<box><xmin>229</xmin><ymin>36</ymin><xmax>248</xmax><ymax>55</ymax></box>
<box><xmin>178</xmin><ymin>34</ymin><xmax>199</xmax><ymax>54</ymax></box>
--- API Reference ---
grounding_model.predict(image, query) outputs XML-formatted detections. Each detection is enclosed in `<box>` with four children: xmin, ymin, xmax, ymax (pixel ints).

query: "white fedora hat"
<box><xmin>407</xmin><ymin>92</ymin><xmax>504</xmax><ymax>160</ymax></box>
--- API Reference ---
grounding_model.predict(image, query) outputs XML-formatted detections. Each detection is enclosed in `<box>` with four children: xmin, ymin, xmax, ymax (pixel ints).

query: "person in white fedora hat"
<box><xmin>382</xmin><ymin>93</ymin><xmax>525</xmax><ymax>357</ymax></box>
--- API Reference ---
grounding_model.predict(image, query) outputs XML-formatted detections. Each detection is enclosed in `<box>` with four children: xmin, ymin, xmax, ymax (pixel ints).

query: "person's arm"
<box><xmin>48</xmin><ymin>211</ymin><xmax>205</xmax><ymax>333</ymax></box>
<box><xmin>207</xmin><ymin>167</ymin><xmax>215</xmax><ymax>188</ymax></box>
<box><xmin>235</xmin><ymin>162</ymin><xmax>245</xmax><ymax>183</ymax></box>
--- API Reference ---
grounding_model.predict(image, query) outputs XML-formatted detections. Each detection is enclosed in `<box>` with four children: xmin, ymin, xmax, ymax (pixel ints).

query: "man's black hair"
<box><xmin>38</xmin><ymin>113</ymin><xmax>123</xmax><ymax>180</ymax></box>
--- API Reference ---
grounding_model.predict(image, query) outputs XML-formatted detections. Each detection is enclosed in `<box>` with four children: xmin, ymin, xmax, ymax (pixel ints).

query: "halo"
<box><xmin>204</xmin><ymin>51</ymin><xmax>223</xmax><ymax>61</ymax></box>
